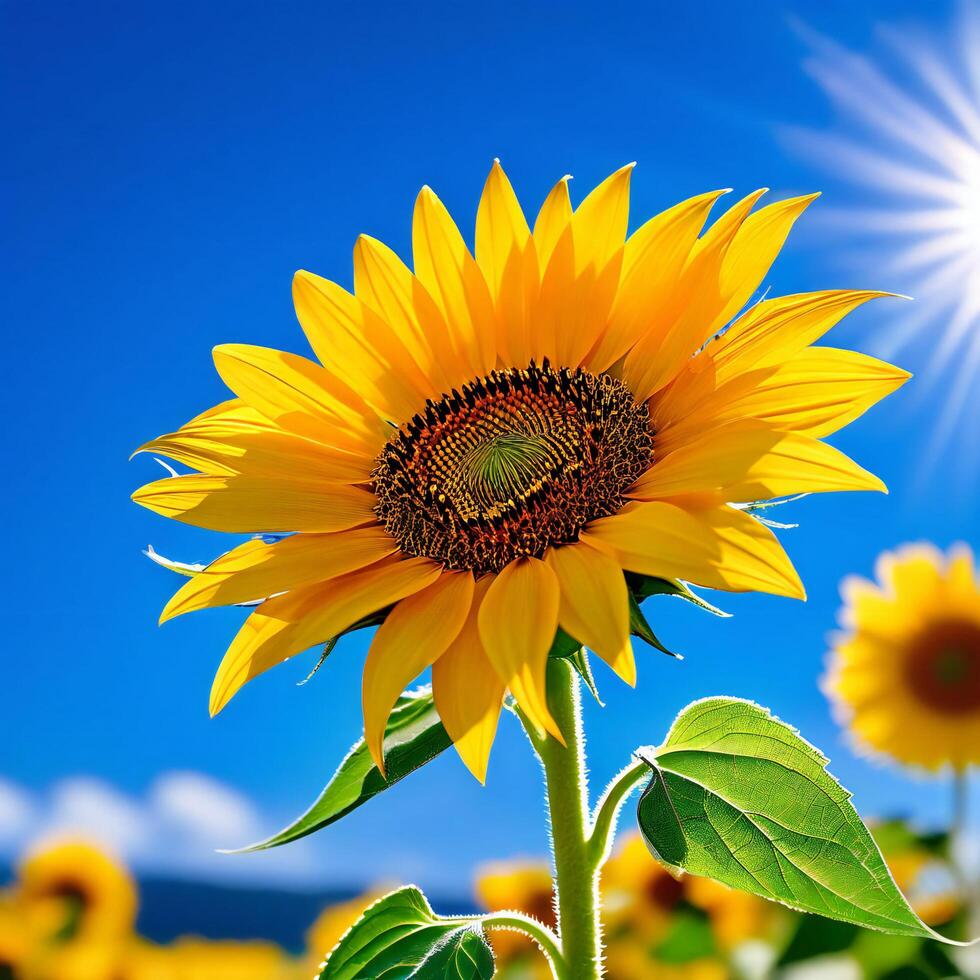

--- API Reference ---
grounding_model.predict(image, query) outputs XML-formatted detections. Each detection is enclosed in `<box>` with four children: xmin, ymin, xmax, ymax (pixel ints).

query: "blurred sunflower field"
<box><xmin>0</xmin><ymin>825</ymin><xmax>968</xmax><ymax>980</ymax></box>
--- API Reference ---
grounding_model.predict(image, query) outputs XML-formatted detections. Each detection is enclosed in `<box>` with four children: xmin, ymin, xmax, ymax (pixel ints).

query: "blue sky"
<box><xmin>3</xmin><ymin>0</ymin><xmax>978</xmax><ymax>893</ymax></box>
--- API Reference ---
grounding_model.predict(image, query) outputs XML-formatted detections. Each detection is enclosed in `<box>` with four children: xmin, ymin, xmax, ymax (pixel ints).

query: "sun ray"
<box><xmin>788</xmin><ymin>10</ymin><xmax>980</xmax><ymax>485</ymax></box>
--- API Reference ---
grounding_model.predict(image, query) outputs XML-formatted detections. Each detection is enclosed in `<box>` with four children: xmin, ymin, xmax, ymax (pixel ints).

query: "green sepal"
<box><xmin>228</xmin><ymin>688</ymin><xmax>451</xmax><ymax>851</ymax></box>
<box><xmin>548</xmin><ymin>629</ymin><xmax>603</xmax><ymax>704</ymax></box>
<box><xmin>627</xmin><ymin>573</ymin><xmax>730</xmax><ymax>617</ymax></box>
<box><xmin>635</xmin><ymin>697</ymin><xmax>969</xmax><ymax>945</ymax></box>
<box><xmin>628</xmin><ymin>592</ymin><xmax>681</xmax><ymax>659</ymax></box>
<box><xmin>317</xmin><ymin>885</ymin><xmax>494</xmax><ymax>980</ymax></box>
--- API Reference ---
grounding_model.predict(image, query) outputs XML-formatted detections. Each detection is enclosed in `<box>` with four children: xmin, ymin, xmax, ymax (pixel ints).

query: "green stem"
<box><xmin>479</xmin><ymin>912</ymin><xmax>565</xmax><ymax>977</ymax></box>
<box><xmin>589</xmin><ymin>758</ymin><xmax>650</xmax><ymax>867</ymax></box>
<box><xmin>522</xmin><ymin>658</ymin><xmax>603</xmax><ymax>980</ymax></box>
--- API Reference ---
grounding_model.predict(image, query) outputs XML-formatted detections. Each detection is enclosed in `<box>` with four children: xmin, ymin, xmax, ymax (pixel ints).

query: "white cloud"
<box><xmin>0</xmin><ymin>772</ymin><xmax>321</xmax><ymax>886</ymax></box>
<box><xmin>39</xmin><ymin>777</ymin><xmax>148</xmax><ymax>857</ymax></box>
<box><xmin>149</xmin><ymin>771</ymin><xmax>261</xmax><ymax>846</ymax></box>
<box><xmin>0</xmin><ymin>779</ymin><xmax>35</xmax><ymax>844</ymax></box>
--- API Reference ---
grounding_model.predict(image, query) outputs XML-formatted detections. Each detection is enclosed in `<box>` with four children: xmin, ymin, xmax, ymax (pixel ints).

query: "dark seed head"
<box><xmin>372</xmin><ymin>361</ymin><xmax>653</xmax><ymax>574</ymax></box>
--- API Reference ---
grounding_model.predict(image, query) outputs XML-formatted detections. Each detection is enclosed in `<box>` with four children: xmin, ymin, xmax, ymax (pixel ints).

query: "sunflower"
<box><xmin>824</xmin><ymin>543</ymin><xmax>980</xmax><ymax>770</ymax></box>
<box><xmin>600</xmin><ymin>833</ymin><xmax>686</xmax><ymax>943</ymax></box>
<box><xmin>133</xmin><ymin>161</ymin><xmax>907</xmax><ymax>780</ymax></box>
<box><xmin>16</xmin><ymin>840</ymin><xmax>138</xmax><ymax>943</ymax></box>
<box><xmin>0</xmin><ymin>896</ymin><xmax>29</xmax><ymax>979</ymax></box>
<box><xmin>165</xmin><ymin>939</ymin><xmax>294</xmax><ymax>980</ymax></box>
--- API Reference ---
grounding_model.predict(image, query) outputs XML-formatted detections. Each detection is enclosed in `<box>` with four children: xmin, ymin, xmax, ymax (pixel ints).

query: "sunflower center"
<box><xmin>904</xmin><ymin>619</ymin><xmax>980</xmax><ymax>714</ymax></box>
<box><xmin>372</xmin><ymin>361</ymin><xmax>653</xmax><ymax>573</ymax></box>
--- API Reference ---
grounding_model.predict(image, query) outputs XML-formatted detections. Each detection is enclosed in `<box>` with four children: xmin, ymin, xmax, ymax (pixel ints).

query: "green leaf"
<box><xmin>628</xmin><ymin>593</ymin><xmax>681</xmax><ymax>659</ymax></box>
<box><xmin>231</xmin><ymin>688</ymin><xmax>451</xmax><ymax>851</ymax></box>
<box><xmin>318</xmin><ymin>886</ymin><xmax>493</xmax><ymax>980</ymax></box>
<box><xmin>627</xmin><ymin>573</ymin><xmax>730</xmax><ymax>617</ymax></box>
<box><xmin>636</xmin><ymin>697</ymin><xmax>966</xmax><ymax>944</ymax></box>
<box><xmin>412</xmin><ymin>928</ymin><xmax>495</xmax><ymax>978</ymax></box>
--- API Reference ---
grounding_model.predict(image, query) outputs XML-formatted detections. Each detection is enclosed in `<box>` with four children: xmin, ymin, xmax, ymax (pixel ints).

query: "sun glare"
<box><xmin>787</xmin><ymin>8</ymin><xmax>980</xmax><ymax>488</ymax></box>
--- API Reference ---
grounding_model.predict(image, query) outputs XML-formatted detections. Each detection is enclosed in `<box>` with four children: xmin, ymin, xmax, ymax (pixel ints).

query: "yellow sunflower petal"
<box><xmin>837</xmin><ymin>574</ymin><xmax>916</xmax><ymax>637</ymax></box>
<box><xmin>711</xmin><ymin>290</ymin><xmax>893</xmax><ymax>384</ymax></box>
<box><xmin>292</xmin><ymin>270</ymin><xmax>434</xmax><ymax>420</ymax></box>
<box><xmin>413</xmin><ymin>186</ymin><xmax>496</xmax><ymax>376</ymax></box>
<box><xmin>476</xmin><ymin>161</ymin><xmax>535</xmax><ymax>366</ymax></box>
<box><xmin>621</xmin><ymin>189</ymin><xmax>767</xmax><ymax>400</ymax></box>
<box><xmin>132</xmin><ymin>474</ymin><xmax>376</xmax><ymax>533</ymax></box>
<box><xmin>545</xmin><ymin>541</ymin><xmax>636</xmax><ymax>686</ymax></box>
<box><xmin>352</xmin><ymin>234</ymin><xmax>458</xmax><ymax>394</ymax></box>
<box><xmin>432</xmin><ymin>578</ymin><xmax>505</xmax><ymax>783</ymax></box>
<box><xmin>876</xmin><ymin>544</ymin><xmax>946</xmax><ymax>604</ymax></box>
<box><xmin>478</xmin><ymin>558</ymin><xmax>564</xmax><ymax>741</ymax></box>
<box><xmin>362</xmin><ymin>571</ymin><xmax>474</xmax><ymax>773</ymax></box>
<box><xmin>212</xmin><ymin>344</ymin><xmax>386</xmax><ymax>453</ymax></box>
<box><xmin>160</xmin><ymin>525</ymin><xmax>397</xmax><ymax>623</ymax></box>
<box><xmin>750</xmin><ymin>348</ymin><xmax>912</xmax><ymax>437</ymax></box>
<box><xmin>583</xmin><ymin>500</ymin><xmax>805</xmax><ymax>599</ymax></box>
<box><xmin>653</xmin><ymin>347</ymin><xmax>910</xmax><ymax>450</ymax></box>
<box><xmin>946</xmin><ymin>544</ymin><xmax>978</xmax><ymax>596</ymax></box>
<box><xmin>209</xmin><ymin>557</ymin><xmax>442</xmax><ymax>715</ymax></box>
<box><xmin>570</xmin><ymin>163</ymin><xmax>633</xmax><ymax>274</ymax></box>
<box><xmin>531</xmin><ymin>220</ymin><xmax>573</xmax><ymax>364</ymax></box>
<box><xmin>586</xmin><ymin>188</ymin><xmax>729</xmax><ymax>372</ymax></box>
<box><xmin>476</xmin><ymin>160</ymin><xmax>531</xmax><ymax>299</ymax></box>
<box><xmin>535</xmin><ymin>228</ymin><xmax>624</xmax><ymax>368</ymax></box>
<box><xmin>630</xmin><ymin>424</ymin><xmax>886</xmax><ymax>501</ymax></box>
<box><xmin>710</xmin><ymin>193</ymin><xmax>821</xmax><ymax>333</ymax></box>
<box><xmin>136</xmin><ymin>428</ymin><xmax>372</xmax><ymax>482</ymax></box>
<box><xmin>529</xmin><ymin>164</ymin><xmax>634</xmax><ymax>368</ymax></box>
<box><xmin>532</xmin><ymin>175</ymin><xmax>573</xmax><ymax>268</ymax></box>
<box><xmin>494</xmin><ymin>227</ymin><xmax>540</xmax><ymax>367</ymax></box>
<box><xmin>178</xmin><ymin>397</ymin><xmax>253</xmax><ymax>427</ymax></box>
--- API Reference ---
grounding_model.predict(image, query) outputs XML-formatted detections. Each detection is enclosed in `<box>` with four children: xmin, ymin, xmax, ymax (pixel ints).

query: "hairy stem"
<box><xmin>589</xmin><ymin>758</ymin><xmax>651</xmax><ymax>868</ymax></box>
<box><xmin>479</xmin><ymin>912</ymin><xmax>566</xmax><ymax>977</ymax></box>
<box><xmin>522</xmin><ymin>658</ymin><xmax>603</xmax><ymax>980</ymax></box>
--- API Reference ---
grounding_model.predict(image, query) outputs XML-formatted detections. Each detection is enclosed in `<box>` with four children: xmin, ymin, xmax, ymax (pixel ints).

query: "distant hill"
<box><xmin>137</xmin><ymin>878</ymin><xmax>359</xmax><ymax>952</ymax></box>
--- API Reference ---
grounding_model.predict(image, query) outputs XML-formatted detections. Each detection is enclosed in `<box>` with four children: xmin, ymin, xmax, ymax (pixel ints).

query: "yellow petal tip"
<box><xmin>370</xmin><ymin>748</ymin><xmax>387</xmax><ymax>780</ymax></box>
<box><xmin>463</xmin><ymin>759</ymin><xmax>489</xmax><ymax>785</ymax></box>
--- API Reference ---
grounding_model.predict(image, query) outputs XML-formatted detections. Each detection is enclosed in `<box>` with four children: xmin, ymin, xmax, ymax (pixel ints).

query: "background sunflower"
<box><xmin>824</xmin><ymin>542</ymin><xmax>980</xmax><ymax>772</ymax></box>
